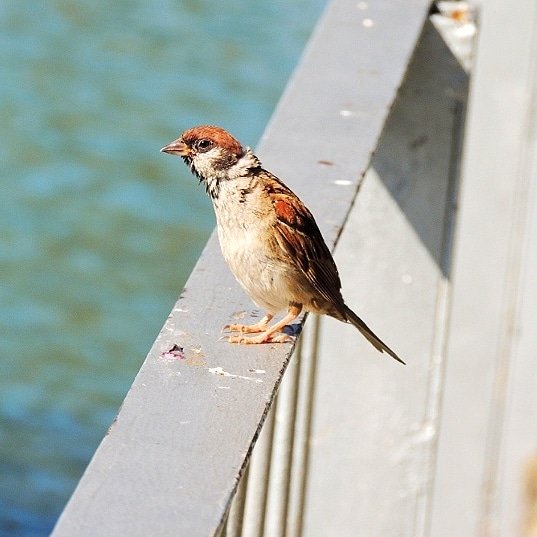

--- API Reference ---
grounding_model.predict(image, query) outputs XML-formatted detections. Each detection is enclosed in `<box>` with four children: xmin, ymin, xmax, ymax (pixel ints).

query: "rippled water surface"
<box><xmin>0</xmin><ymin>1</ymin><xmax>325</xmax><ymax>534</ymax></box>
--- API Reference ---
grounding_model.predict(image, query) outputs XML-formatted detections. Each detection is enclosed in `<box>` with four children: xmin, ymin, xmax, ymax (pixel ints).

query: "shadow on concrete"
<box><xmin>372</xmin><ymin>20</ymin><xmax>469</xmax><ymax>278</ymax></box>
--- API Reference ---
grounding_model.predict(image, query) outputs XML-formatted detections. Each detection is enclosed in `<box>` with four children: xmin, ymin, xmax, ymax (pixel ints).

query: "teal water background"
<box><xmin>0</xmin><ymin>1</ymin><xmax>325</xmax><ymax>534</ymax></box>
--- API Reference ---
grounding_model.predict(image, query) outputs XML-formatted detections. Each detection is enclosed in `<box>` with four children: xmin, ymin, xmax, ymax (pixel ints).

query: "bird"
<box><xmin>161</xmin><ymin>125</ymin><xmax>404</xmax><ymax>364</ymax></box>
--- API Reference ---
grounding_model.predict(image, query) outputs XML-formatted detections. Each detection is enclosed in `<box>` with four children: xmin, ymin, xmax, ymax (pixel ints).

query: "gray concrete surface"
<box><xmin>302</xmin><ymin>18</ymin><xmax>468</xmax><ymax>537</ymax></box>
<box><xmin>50</xmin><ymin>1</ymin><xmax>431</xmax><ymax>536</ymax></box>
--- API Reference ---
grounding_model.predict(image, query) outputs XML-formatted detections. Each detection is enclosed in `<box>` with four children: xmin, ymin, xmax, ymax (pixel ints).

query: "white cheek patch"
<box><xmin>193</xmin><ymin>148</ymin><xmax>260</xmax><ymax>182</ymax></box>
<box><xmin>192</xmin><ymin>148</ymin><xmax>223</xmax><ymax>179</ymax></box>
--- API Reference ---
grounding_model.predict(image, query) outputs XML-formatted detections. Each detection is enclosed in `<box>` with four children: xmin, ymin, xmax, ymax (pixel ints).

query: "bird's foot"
<box><xmin>223</xmin><ymin>314</ymin><xmax>272</xmax><ymax>334</ymax></box>
<box><xmin>224</xmin><ymin>331</ymin><xmax>295</xmax><ymax>345</ymax></box>
<box><xmin>223</xmin><ymin>321</ymin><xmax>268</xmax><ymax>334</ymax></box>
<box><xmin>222</xmin><ymin>308</ymin><xmax>300</xmax><ymax>344</ymax></box>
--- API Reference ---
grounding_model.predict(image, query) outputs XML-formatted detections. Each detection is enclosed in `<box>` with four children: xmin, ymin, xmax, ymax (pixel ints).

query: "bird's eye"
<box><xmin>196</xmin><ymin>139</ymin><xmax>214</xmax><ymax>152</ymax></box>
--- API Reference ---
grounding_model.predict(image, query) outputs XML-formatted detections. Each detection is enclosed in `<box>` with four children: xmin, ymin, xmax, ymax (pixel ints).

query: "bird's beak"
<box><xmin>160</xmin><ymin>139</ymin><xmax>190</xmax><ymax>157</ymax></box>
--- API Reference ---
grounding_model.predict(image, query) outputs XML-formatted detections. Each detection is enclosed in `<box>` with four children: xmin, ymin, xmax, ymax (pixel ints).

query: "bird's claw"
<box><xmin>222</xmin><ymin>323</ymin><xmax>241</xmax><ymax>333</ymax></box>
<box><xmin>222</xmin><ymin>332</ymin><xmax>295</xmax><ymax>345</ymax></box>
<box><xmin>222</xmin><ymin>323</ymin><xmax>268</xmax><ymax>334</ymax></box>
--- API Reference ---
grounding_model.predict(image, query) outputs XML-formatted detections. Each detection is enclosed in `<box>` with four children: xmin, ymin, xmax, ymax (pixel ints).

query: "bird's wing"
<box><xmin>264</xmin><ymin>177</ymin><xmax>345</xmax><ymax>308</ymax></box>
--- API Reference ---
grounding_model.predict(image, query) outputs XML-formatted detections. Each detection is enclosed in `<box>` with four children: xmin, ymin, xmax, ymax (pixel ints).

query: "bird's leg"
<box><xmin>227</xmin><ymin>304</ymin><xmax>302</xmax><ymax>344</ymax></box>
<box><xmin>224</xmin><ymin>314</ymin><xmax>273</xmax><ymax>334</ymax></box>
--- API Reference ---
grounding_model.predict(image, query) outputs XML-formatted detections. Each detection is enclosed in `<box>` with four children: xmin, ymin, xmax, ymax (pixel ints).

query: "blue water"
<box><xmin>0</xmin><ymin>1</ymin><xmax>325</xmax><ymax>534</ymax></box>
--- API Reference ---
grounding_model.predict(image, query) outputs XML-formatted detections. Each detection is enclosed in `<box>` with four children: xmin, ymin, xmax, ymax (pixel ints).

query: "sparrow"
<box><xmin>161</xmin><ymin>125</ymin><xmax>404</xmax><ymax>364</ymax></box>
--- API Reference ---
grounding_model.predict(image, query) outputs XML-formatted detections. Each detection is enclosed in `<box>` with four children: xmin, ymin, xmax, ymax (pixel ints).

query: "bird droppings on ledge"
<box><xmin>362</xmin><ymin>18</ymin><xmax>374</xmax><ymax>27</ymax></box>
<box><xmin>248</xmin><ymin>369</ymin><xmax>266</xmax><ymax>374</ymax></box>
<box><xmin>208</xmin><ymin>367</ymin><xmax>263</xmax><ymax>383</ymax></box>
<box><xmin>340</xmin><ymin>109</ymin><xmax>355</xmax><ymax>117</ymax></box>
<box><xmin>333</xmin><ymin>179</ymin><xmax>353</xmax><ymax>186</ymax></box>
<box><xmin>160</xmin><ymin>344</ymin><xmax>185</xmax><ymax>360</ymax></box>
<box><xmin>158</xmin><ymin>344</ymin><xmax>206</xmax><ymax>366</ymax></box>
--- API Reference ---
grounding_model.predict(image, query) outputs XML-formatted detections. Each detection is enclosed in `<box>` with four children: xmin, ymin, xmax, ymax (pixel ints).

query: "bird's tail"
<box><xmin>342</xmin><ymin>306</ymin><xmax>405</xmax><ymax>365</ymax></box>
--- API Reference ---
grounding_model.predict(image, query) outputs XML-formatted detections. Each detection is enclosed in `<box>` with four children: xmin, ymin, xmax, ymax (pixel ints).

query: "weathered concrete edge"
<box><xmin>51</xmin><ymin>1</ymin><xmax>432</xmax><ymax>536</ymax></box>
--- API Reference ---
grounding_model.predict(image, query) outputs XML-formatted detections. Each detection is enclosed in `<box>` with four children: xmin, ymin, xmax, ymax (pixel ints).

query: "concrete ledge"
<box><xmin>50</xmin><ymin>1</ymin><xmax>431</xmax><ymax>536</ymax></box>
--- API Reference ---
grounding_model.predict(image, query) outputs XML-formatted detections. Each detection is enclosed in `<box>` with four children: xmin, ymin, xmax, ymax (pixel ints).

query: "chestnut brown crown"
<box><xmin>161</xmin><ymin>126</ymin><xmax>243</xmax><ymax>165</ymax></box>
<box><xmin>161</xmin><ymin>125</ymin><xmax>261</xmax><ymax>190</ymax></box>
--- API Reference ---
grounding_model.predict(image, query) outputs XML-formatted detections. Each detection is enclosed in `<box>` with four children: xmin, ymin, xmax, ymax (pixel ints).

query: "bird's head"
<box><xmin>161</xmin><ymin>125</ymin><xmax>261</xmax><ymax>198</ymax></box>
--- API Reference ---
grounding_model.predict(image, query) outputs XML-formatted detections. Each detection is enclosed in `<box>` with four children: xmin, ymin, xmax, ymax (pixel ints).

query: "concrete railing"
<box><xmin>52</xmin><ymin>0</ymin><xmax>537</xmax><ymax>535</ymax></box>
